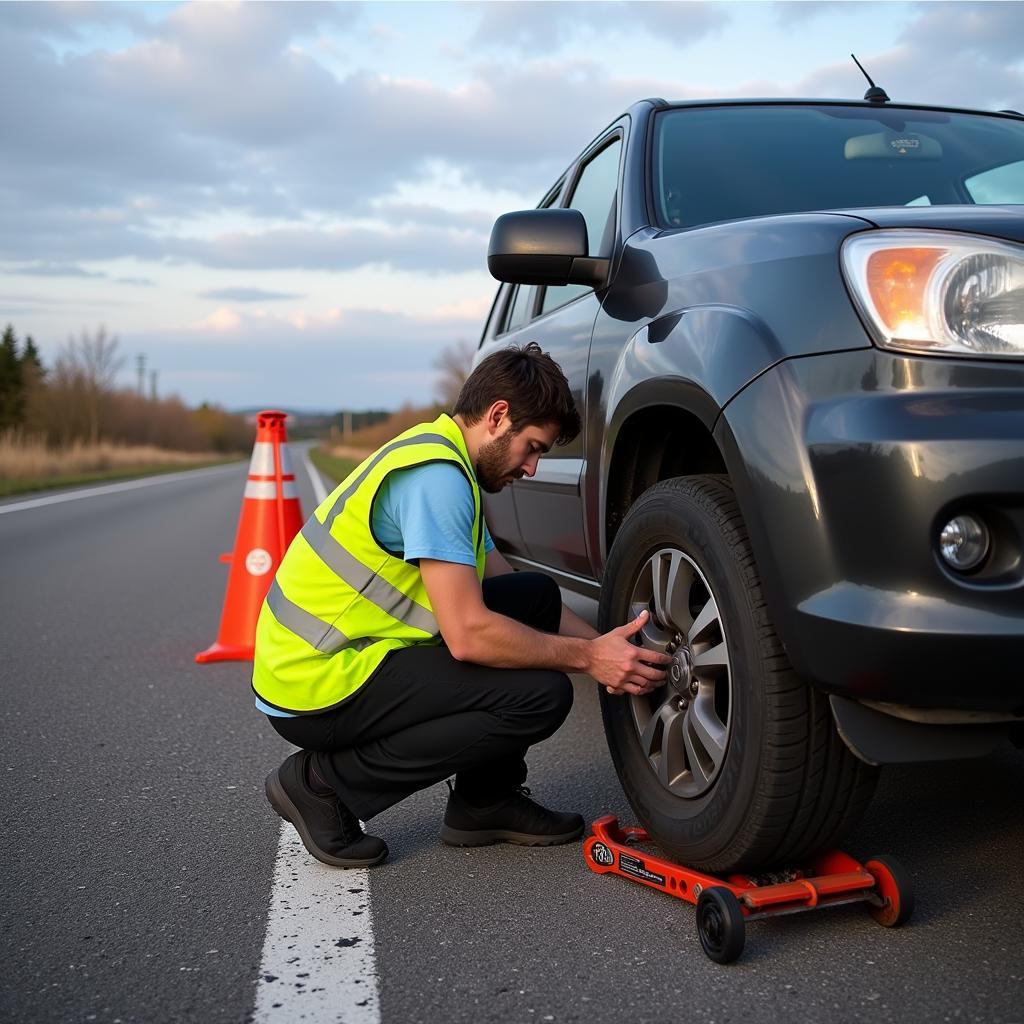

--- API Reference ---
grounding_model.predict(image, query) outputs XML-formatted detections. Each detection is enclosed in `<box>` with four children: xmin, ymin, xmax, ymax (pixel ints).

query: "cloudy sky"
<box><xmin>2</xmin><ymin>0</ymin><xmax>1023</xmax><ymax>411</ymax></box>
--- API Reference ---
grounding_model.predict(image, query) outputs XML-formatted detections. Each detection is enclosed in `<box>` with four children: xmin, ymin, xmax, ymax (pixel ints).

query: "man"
<box><xmin>254</xmin><ymin>342</ymin><xmax>670</xmax><ymax>868</ymax></box>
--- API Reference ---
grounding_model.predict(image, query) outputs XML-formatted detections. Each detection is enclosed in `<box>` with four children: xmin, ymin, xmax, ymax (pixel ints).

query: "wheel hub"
<box><xmin>669</xmin><ymin>646</ymin><xmax>694</xmax><ymax>696</ymax></box>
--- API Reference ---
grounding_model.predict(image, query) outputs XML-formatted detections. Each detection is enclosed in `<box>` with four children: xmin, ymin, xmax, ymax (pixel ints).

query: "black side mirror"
<box><xmin>487</xmin><ymin>209</ymin><xmax>610</xmax><ymax>288</ymax></box>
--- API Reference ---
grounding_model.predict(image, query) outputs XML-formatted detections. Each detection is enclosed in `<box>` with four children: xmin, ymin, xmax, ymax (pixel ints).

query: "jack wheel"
<box><xmin>865</xmin><ymin>854</ymin><xmax>914</xmax><ymax>927</ymax></box>
<box><xmin>695</xmin><ymin>887</ymin><xmax>746</xmax><ymax>964</ymax></box>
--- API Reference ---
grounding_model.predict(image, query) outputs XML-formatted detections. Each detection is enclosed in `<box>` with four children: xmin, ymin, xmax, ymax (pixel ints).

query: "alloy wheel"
<box><xmin>627</xmin><ymin>547</ymin><xmax>732</xmax><ymax>798</ymax></box>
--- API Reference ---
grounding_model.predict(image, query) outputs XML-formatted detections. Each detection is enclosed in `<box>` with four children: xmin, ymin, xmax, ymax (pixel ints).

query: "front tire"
<box><xmin>599</xmin><ymin>475</ymin><xmax>877</xmax><ymax>872</ymax></box>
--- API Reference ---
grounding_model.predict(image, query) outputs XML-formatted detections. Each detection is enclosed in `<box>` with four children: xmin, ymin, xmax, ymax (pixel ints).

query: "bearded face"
<box><xmin>475</xmin><ymin>428</ymin><xmax>523</xmax><ymax>493</ymax></box>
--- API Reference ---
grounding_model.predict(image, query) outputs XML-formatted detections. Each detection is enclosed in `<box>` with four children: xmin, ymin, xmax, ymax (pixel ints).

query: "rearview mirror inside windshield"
<box><xmin>845</xmin><ymin>131</ymin><xmax>943</xmax><ymax>160</ymax></box>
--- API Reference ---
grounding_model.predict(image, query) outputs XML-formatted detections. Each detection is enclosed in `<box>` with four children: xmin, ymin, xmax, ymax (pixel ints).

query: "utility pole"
<box><xmin>136</xmin><ymin>353</ymin><xmax>146</xmax><ymax>396</ymax></box>
<box><xmin>150</xmin><ymin>369</ymin><xmax>158</xmax><ymax>402</ymax></box>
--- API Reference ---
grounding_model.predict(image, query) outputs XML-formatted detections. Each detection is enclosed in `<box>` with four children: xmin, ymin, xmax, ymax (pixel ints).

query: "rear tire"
<box><xmin>599</xmin><ymin>475</ymin><xmax>877</xmax><ymax>872</ymax></box>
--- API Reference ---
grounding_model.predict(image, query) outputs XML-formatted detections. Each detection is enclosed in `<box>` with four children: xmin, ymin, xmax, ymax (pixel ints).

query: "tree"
<box><xmin>434</xmin><ymin>338</ymin><xmax>476</xmax><ymax>408</ymax></box>
<box><xmin>62</xmin><ymin>326</ymin><xmax>123</xmax><ymax>446</ymax></box>
<box><xmin>0</xmin><ymin>324</ymin><xmax>24</xmax><ymax>431</ymax></box>
<box><xmin>21</xmin><ymin>336</ymin><xmax>44</xmax><ymax>379</ymax></box>
<box><xmin>19</xmin><ymin>334</ymin><xmax>47</xmax><ymax>434</ymax></box>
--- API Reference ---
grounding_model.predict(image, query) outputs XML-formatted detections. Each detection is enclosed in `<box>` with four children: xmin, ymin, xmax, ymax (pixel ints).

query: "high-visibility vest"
<box><xmin>252</xmin><ymin>414</ymin><xmax>486</xmax><ymax>713</ymax></box>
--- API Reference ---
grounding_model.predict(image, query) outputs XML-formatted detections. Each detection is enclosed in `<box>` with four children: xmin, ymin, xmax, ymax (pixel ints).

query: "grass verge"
<box><xmin>0</xmin><ymin>456</ymin><xmax>244</xmax><ymax>498</ymax></box>
<box><xmin>308</xmin><ymin>447</ymin><xmax>361</xmax><ymax>487</ymax></box>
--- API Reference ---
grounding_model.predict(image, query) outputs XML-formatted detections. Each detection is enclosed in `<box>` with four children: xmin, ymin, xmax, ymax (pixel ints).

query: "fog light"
<box><xmin>939</xmin><ymin>515</ymin><xmax>989</xmax><ymax>572</ymax></box>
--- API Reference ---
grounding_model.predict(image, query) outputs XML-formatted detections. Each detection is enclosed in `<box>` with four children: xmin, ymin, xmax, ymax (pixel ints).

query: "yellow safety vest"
<box><xmin>252</xmin><ymin>414</ymin><xmax>486</xmax><ymax>713</ymax></box>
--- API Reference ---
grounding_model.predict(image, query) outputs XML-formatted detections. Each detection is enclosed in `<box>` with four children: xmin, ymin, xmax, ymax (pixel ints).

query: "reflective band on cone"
<box><xmin>196</xmin><ymin>410</ymin><xmax>306</xmax><ymax>664</ymax></box>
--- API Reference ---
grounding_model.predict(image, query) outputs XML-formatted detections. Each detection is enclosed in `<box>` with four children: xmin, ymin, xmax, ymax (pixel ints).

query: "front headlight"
<box><xmin>842</xmin><ymin>230</ymin><xmax>1024</xmax><ymax>358</ymax></box>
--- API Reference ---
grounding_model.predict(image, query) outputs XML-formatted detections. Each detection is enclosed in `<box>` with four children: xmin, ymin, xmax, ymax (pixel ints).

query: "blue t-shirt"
<box><xmin>256</xmin><ymin>461</ymin><xmax>492</xmax><ymax>717</ymax></box>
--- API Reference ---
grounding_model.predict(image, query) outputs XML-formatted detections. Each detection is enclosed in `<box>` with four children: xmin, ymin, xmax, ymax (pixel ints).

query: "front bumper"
<box><xmin>717</xmin><ymin>348</ymin><xmax>1024</xmax><ymax>712</ymax></box>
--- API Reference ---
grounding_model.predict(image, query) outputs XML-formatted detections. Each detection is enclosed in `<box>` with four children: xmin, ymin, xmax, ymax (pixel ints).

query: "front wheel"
<box><xmin>599</xmin><ymin>475</ymin><xmax>877</xmax><ymax>872</ymax></box>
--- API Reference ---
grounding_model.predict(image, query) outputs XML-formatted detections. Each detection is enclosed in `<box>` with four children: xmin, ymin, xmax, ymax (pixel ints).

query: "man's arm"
<box><xmin>420</xmin><ymin>559</ymin><xmax>670</xmax><ymax>695</ymax></box>
<box><xmin>484</xmin><ymin>547</ymin><xmax>516</xmax><ymax>578</ymax></box>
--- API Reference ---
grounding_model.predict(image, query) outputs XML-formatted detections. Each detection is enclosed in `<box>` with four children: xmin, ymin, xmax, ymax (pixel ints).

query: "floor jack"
<box><xmin>583</xmin><ymin>816</ymin><xmax>913</xmax><ymax>964</ymax></box>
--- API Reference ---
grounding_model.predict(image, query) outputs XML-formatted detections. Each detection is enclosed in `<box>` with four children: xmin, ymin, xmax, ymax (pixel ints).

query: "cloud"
<box><xmin>135</xmin><ymin>303</ymin><xmax>484</xmax><ymax>409</ymax></box>
<box><xmin>467</xmin><ymin>1</ymin><xmax>728</xmax><ymax>55</ymax></box>
<box><xmin>0</xmin><ymin>1</ymin><xmax>149</xmax><ymax>40</ymax></box>
<box><xmin>10</xmin><ymin>262</ymin><xmax>107</xmax><ymax>278</ymax></box>
<box><xmin>168</xmin><ymin>222</ymin><xmax>490</xmax><ymax>274</ymax></box>
<box><xmin>3</xmin><ymin>0</ymin><xmax>1021</xmax><ymax>288</ymax></box>
<box><xmin>772</xmin><ymin>1</ymin><xmax>850</xmax><ymax>26</ymax></box>
<box><xmin>793</xmin><ymin>3</ymin><xmax>1024</xmax><ymax>109</ymax></box>
<box><xmin>199</xmin><ymin>287</ymin><xmax>306</xmax><ymax>302</ymax></box>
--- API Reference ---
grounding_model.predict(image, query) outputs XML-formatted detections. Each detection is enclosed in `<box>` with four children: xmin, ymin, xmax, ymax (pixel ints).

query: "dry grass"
<box><xmin>326</xmin><ymin>403</ymin><xmax>442</xmax><ymax>458</ymax></box>
<box><xmin>0</xmin><ymin>432</ymin><xmax>225</xmax><ymax>481</ymax></box>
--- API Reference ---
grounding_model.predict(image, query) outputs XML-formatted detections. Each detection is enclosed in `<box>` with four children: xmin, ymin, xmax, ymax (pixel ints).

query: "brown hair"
<box><xmin>453</xmin><ymin>342</ymin><xmax>580</xmax><ymax>446</ymax></box>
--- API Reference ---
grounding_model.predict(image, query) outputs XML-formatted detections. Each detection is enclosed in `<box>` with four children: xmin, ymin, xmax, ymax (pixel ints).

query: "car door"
<box><xmin>505</xmin><ymin>129</ymin><xmax>625</xmax><ymax>578</ymax></box>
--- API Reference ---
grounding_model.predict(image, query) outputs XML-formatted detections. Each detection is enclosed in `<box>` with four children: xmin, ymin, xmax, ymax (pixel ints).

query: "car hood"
<box><xmin>833</xmin><ymin>205</ymin><xmax>1024</xmax><ymax>245</ymax></box>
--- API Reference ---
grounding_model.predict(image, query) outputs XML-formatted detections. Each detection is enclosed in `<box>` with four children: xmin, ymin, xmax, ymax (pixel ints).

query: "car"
<box><xmin>473</xmin><ymin>92</ymin><xmax>1024</xmax><ymax>872</ymax></box>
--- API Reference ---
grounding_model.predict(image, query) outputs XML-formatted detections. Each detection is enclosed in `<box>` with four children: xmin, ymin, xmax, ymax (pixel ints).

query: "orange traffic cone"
<box><xmin>196</xmin><ymin>410</ymin><xmax>305</xmax><ymax>663</ymax></box>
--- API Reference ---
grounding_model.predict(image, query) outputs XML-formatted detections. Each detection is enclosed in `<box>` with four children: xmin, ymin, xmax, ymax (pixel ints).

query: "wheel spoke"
<box><xmin>639</xmin><ymin>695</ymin><xmax>676</xmax><ymax>759</ymax></box>
<box><xmin>683</xmin><ymin>717</ymin><xmax>711</xmax><ymax>789</ymax></box>
<box><xmin>688</xmin><ymin>688</ymin><xmax>728</xmax><ymax>767</ymax></box>
<box><xmin>664</xmin><ymin>551</ymin><xmax>694</xmax><ymax>633</ymax></box>
<box><xmin>650</xmin><ymin>553</ymin><xmax>670</xmax><ymax>630</ymax></box>
<box><xmin>658</xmin><ymin>705</ymin><xmax>686</xmax><ymax>788</ymax></box>
<box><xmin>693</xmin><ymin>640</ymin><xmax>729</xmax><ymax>672</ymax></box>
<box><xmin>630</xmin><ymin>597</ymin><xmax>670</xmax><ymax>649</ymax></box>
<box><xmin>687</xmin><ymin>594</ymin><xmax>719</xmax><ymax>645</ymax></box>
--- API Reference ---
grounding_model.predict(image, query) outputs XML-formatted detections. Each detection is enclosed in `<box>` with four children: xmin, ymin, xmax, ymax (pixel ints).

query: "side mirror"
<box><xmin>487</xmin><ymin>209</ymin><xmax>610</xmax><ymax>288</ymax></box>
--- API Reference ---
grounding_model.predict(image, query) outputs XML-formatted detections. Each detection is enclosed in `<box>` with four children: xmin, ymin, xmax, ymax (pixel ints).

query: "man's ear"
<box><xmin>485</xmin><ymin>400</ymin><xmax>510</xmax><ymax>435</ymax></box>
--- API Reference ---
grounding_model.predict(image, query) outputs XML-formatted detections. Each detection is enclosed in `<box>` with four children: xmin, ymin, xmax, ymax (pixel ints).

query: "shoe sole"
<box><xmin>439</xmin><ymin>823</ymin><xmax>584</xmax><ymax>847</ymax></box>
<box><xmin>264</xmin><ymin>769</ymin><xmax>387</xmax><ymax>868</ymax></box>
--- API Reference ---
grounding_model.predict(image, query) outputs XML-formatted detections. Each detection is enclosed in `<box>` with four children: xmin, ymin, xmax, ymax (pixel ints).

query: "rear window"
<box><xmin>653</xmin><ymin>105</ymin><xmax>1024</xmax><ymax>229</ymax></box>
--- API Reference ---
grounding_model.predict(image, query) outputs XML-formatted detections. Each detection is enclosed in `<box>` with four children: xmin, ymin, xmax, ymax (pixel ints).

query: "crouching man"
<box><xmin>253</xmin><ymin>342</ymin><xmax>670</xmax><ymax>867</ymax></box>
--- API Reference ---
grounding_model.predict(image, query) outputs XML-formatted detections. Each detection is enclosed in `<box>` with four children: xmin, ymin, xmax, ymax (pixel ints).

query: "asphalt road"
<box><xmin>2</xmin><ymin>456</ymin><xmax>1022</xmax><ymax>1024</ymax></box>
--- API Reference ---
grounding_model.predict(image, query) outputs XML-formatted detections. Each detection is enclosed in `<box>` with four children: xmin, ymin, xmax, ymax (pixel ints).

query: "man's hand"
<box><xmin>586</xmin><ymin>610</ymin><xmax>672</xmax><ymax>696</ymax></box>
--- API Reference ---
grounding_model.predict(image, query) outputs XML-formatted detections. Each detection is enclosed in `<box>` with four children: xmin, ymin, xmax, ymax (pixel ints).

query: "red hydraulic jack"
<box><xmin>583</xmin><ymin>816</ymin><xmax>913</xmax><ymax>964</ymax></box>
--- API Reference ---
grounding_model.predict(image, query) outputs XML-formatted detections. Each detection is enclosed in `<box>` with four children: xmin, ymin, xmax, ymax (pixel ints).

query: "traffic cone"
<box><xmin>196</xmin><ymin>410</ymin><xmax>305</xmax><ymax>663</ymax></box>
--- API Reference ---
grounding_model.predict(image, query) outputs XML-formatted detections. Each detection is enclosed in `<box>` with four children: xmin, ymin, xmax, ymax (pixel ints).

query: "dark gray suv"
<box><xmin>475</xmin><ymin>97</ymin><xmax>1024</xmax><ymax>871</ymax></box>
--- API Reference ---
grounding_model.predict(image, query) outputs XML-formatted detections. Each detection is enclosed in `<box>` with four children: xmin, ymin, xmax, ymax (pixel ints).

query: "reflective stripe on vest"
<box><xmin>251</xmin><ymin>414</ymin><xmax>485</xmax><ymax>714</ymax></box>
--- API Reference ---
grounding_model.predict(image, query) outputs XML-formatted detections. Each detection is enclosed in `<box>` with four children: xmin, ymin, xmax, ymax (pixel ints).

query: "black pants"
<box><xmin>268</xmin><ymin>572</ymin><xmax>573</xmax><ymax>821</ymax></box>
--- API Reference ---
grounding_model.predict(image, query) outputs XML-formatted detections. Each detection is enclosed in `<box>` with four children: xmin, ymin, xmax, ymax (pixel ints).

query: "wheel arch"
<box><xmin>601</xmin><ymin>386</ymin><xmax>729</xmax><ymax>557</ymax></box>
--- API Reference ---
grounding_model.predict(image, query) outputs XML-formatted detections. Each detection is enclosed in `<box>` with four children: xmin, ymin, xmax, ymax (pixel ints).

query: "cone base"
<box><xmin>195</xmin><ymin>641</ymin><xmax>255</xmax><ymax>664</ymax></box>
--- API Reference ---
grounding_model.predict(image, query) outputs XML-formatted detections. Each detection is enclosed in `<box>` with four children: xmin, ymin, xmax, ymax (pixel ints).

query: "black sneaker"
<box><xmin>265</xmin><ymin>751</ymin><xmax>388</xmax><ymax>868</ymax></box>
<box><xmin>440</xmin><ymin>782</ymin><xmax>584</xmax><ymax>847</ymax></box>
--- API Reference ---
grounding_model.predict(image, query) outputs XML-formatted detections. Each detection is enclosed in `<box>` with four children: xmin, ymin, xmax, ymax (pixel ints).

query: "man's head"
<box><xmin>452</xmin><ymin>342</ymin><xmax>581</xmax><ymax>494</ymax></box>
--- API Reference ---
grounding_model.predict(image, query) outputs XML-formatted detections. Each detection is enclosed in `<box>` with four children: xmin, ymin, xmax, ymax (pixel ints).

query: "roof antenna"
<box><xmin>851</xmin><ymin>53</ymin><xmax>890</xmax><ymax>104</ymax></box>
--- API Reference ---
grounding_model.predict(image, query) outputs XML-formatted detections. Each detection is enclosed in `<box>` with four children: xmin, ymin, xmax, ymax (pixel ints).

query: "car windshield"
<box><xmin>653</xmin><ymin>104</ymin><xmax>1024</xmax><ymax>229</ymax></box>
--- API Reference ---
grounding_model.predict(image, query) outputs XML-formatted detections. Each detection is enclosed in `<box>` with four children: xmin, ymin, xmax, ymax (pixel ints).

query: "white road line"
<box><xmin>300</xmin><ymin>448</ymin><xmax>329</xmax><ymax>506</ymax></box>
<box><xmin>254</xmin><ymin>448</ymin><xmax>380</xmax><ymax>1023</ymax></box>
<box><xmin>253</xmin><ymin>828</ymin><xmax>381</xmax><ymax>1024</ymax></box>
<box><xmin>0</xmin><ymin>463</ymin><xmax>239</xmax><ymax>515</ymax></box>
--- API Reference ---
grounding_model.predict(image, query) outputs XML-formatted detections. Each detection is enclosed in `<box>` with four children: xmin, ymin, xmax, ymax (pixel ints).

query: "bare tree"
<box><xmin>434</xmin><ymin>338</ymin><xmax>476</xmax><ymax>408</ymax></box>
<box><xmin>62</xmin><ymin>326</ymin><xmax>123</xmax><ymax>446</ymax></box>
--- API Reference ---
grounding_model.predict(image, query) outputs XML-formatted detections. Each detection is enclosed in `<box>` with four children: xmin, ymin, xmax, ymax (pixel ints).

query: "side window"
<box><xmin>540</xmin><ymin>138</ymin><xmax>622</xmax><ymax>316</ymax></box>
<box><xmin>503</xmin><ymin>284</ymin><xmax>535</xmax><ymax>334</ymax></box>
<box><xmin>965</xmin><ymin>159</ymin><xmax>1024</xmax><ymax>203</ymax></box>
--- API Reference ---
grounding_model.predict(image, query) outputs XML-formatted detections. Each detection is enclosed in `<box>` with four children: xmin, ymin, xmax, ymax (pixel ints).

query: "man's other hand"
<box><xmin>586</xmin><ymin>610</ymin><xmax>671</xmax><ymax>696</ymax></box>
